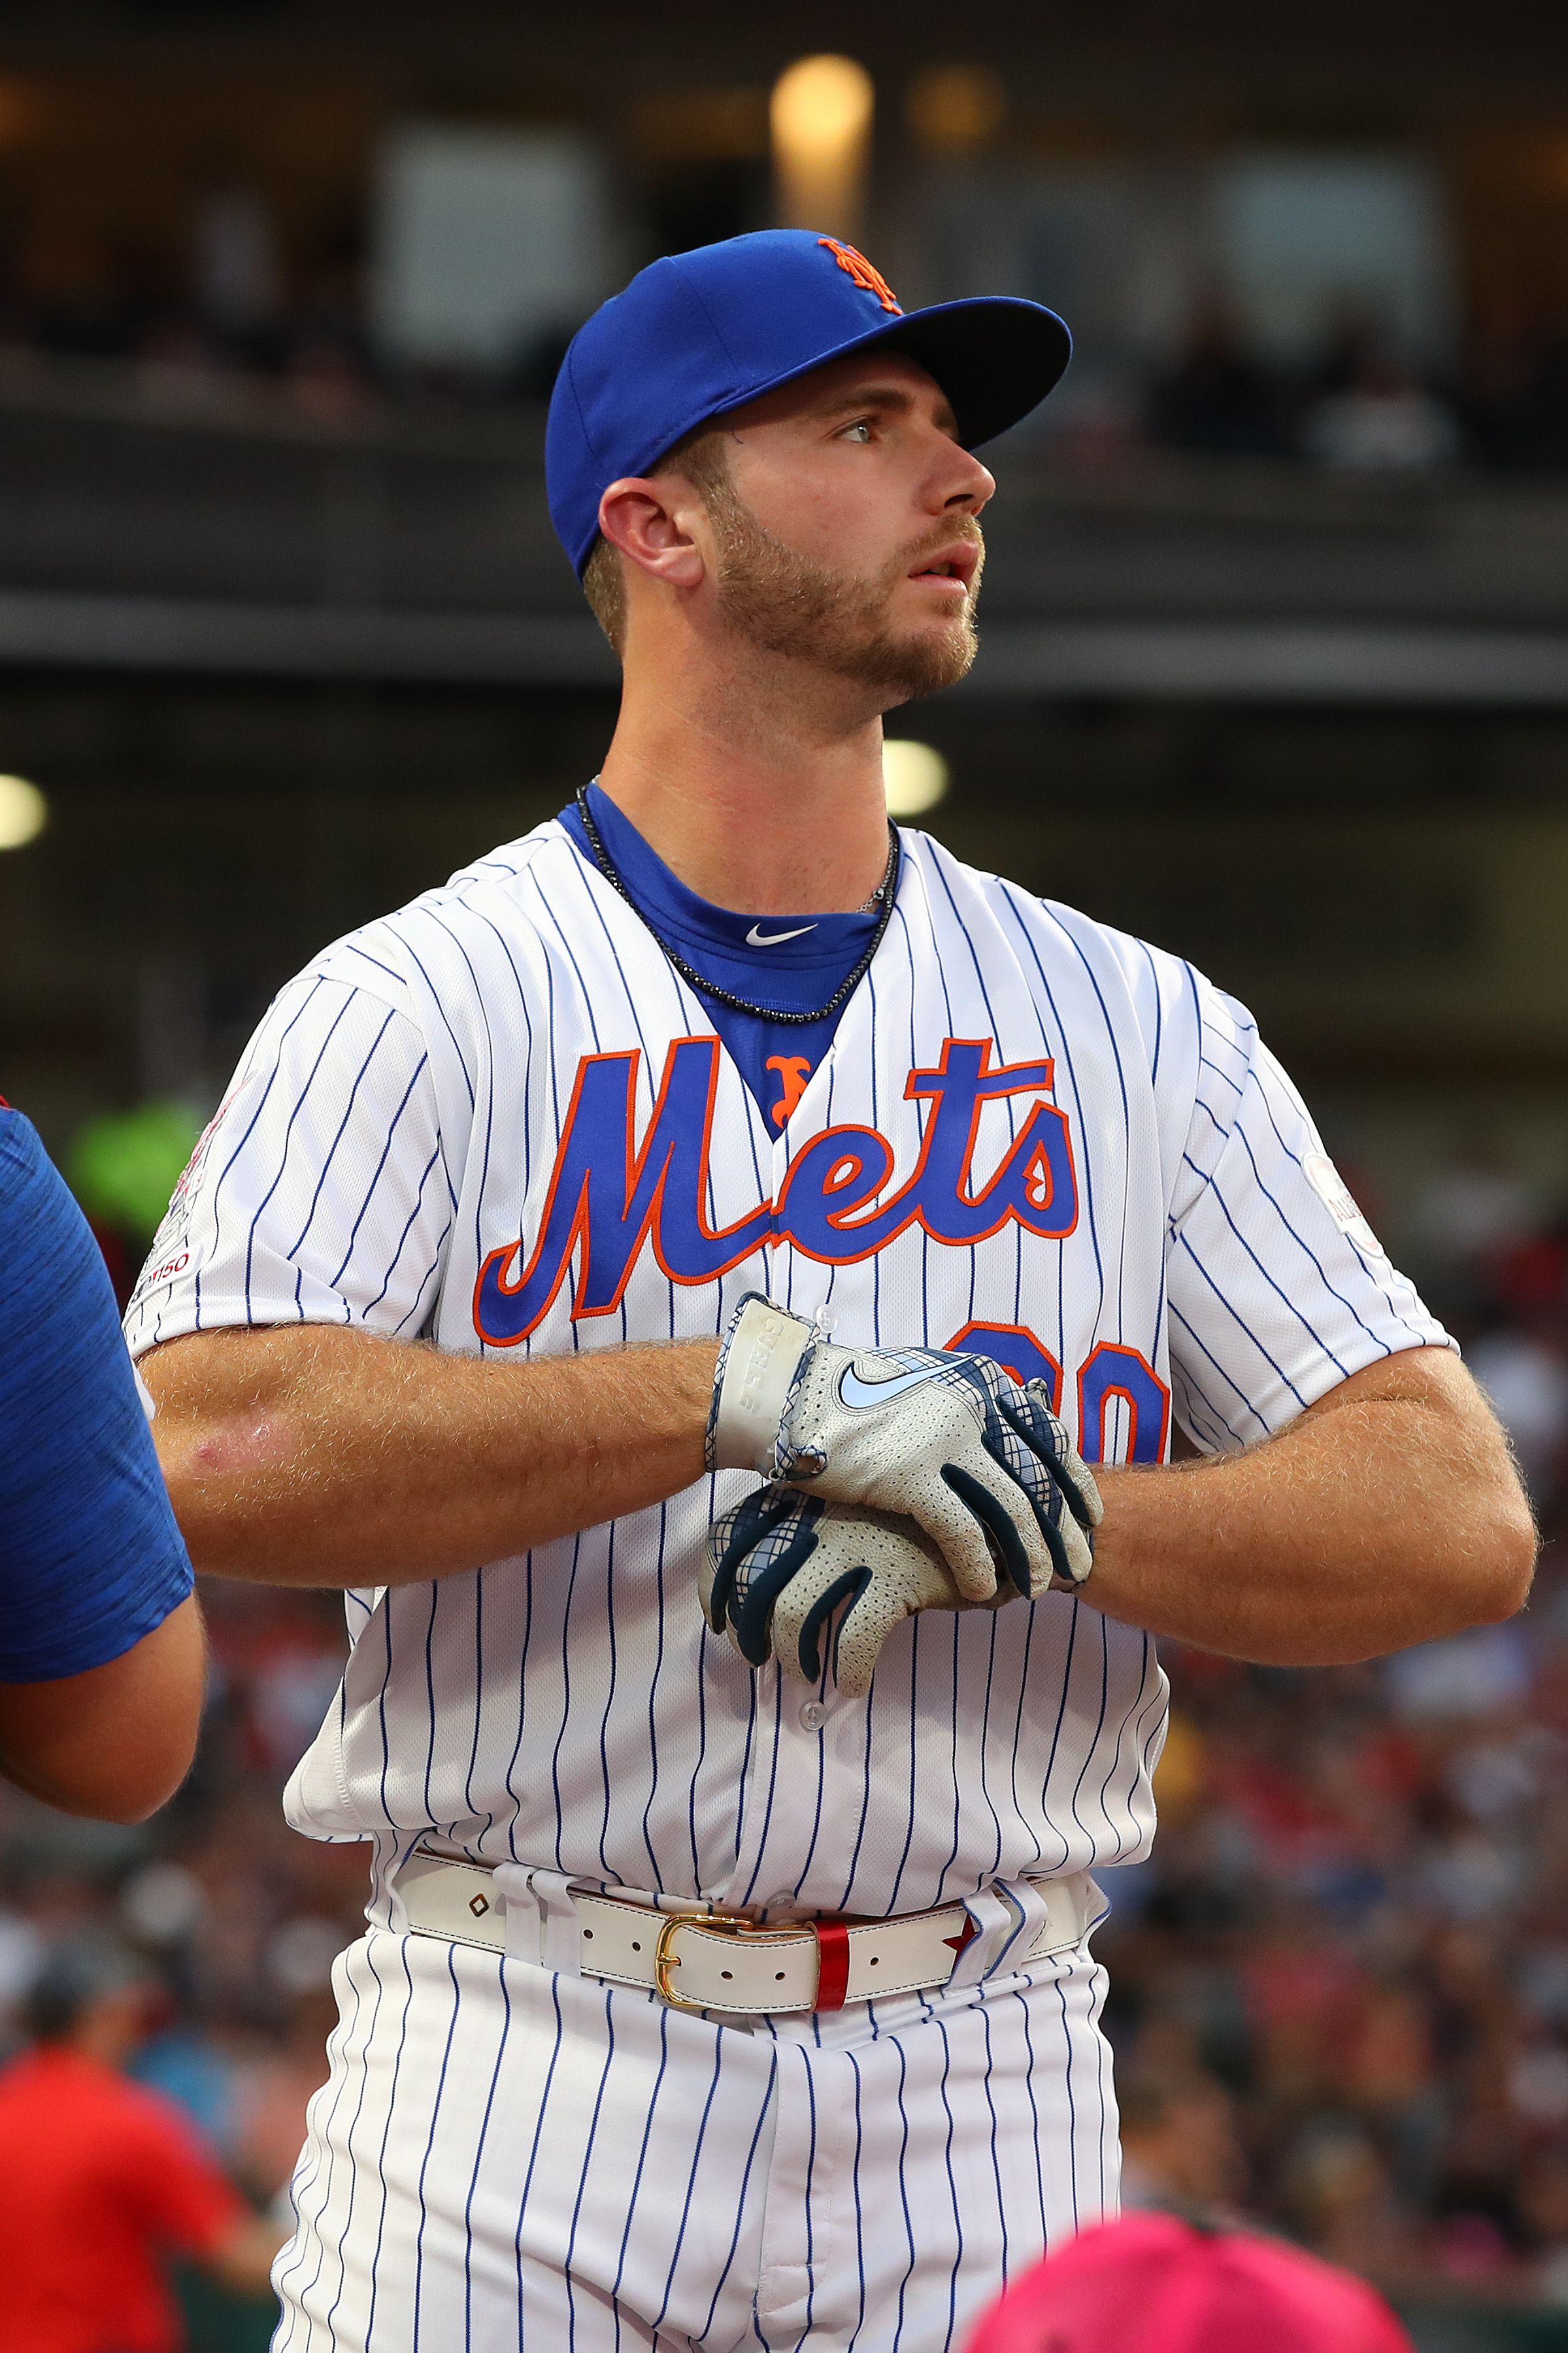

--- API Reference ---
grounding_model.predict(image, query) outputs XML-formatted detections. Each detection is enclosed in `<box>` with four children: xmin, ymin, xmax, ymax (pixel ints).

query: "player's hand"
<box><xmin>708</xmin><ymin>1295</ymin><xmax>1103</xmax><ymax>1602</ymax></box>
<box><xmin>701</xmin><ymin>1493</ymin><xmax>1007</xmax><ymax>1696</ymax></box>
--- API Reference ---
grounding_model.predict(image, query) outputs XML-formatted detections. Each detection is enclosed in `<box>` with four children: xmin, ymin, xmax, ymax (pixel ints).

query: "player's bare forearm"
<box><xmin>1083</xmin><ymin>1346</ymin><xmax>1536</xmax><ymax>1665</ymax></box>
<box><xmin>139</xmin><ymin>1325</ymin><xmax>720</xmax><ymax>1586</ymax></box>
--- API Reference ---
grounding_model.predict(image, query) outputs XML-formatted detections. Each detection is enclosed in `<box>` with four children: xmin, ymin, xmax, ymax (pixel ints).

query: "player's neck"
<box><xmin>597</xmin><ymin>645</ymin><xmax>895</xmax><ymax>917</ymax></box>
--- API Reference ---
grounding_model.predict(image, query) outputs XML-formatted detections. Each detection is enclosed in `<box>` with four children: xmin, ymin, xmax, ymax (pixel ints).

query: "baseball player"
<box><xmin>129</xmin><ymin>230</ymin><xmax>1533</xmax><ymax>2352</ymax></box>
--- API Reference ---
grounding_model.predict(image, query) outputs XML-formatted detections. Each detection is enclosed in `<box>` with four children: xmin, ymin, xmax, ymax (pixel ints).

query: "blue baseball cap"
<box><xmin>546</xmin><ymin>228</ymin><xmax>1072</xmax><ymax>578</ymax></box>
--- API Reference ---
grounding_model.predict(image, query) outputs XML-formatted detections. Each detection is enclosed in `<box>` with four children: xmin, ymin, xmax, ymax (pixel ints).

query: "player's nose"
<box><xmin>929</xmin><ymin>435</ymin><xmax>995</xmax><ymax>518</ymax></box>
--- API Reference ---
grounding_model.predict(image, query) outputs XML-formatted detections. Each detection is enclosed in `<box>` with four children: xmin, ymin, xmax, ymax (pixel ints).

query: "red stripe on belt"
<box><xmin>812</xmin><ymin>1920</ymin><xmax>851</xmax><ymax>2010</ymax></box>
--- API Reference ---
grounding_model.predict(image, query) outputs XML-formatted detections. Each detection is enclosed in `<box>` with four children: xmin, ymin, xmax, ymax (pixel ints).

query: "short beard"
<box><xmin>705</xmin><ymin>486</ymin><xmax>982</xmax><ymax>704</ymax></box>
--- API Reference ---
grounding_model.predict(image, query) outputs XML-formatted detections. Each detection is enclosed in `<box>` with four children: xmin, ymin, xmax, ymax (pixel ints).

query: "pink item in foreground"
<box><xmin>963</xmin><ymin>2212</ymin><xmax>1416</xmax><ymax>2353</ymax></box>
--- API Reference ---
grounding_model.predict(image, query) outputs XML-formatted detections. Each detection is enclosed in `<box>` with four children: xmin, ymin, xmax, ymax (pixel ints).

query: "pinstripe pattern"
<box><xmin>125</xmin><ymin>818</ymin><xmax>1444</xmax><ymax>1918</ymax></box>
<box><xmin>273</xmin><ymin>1926</ymin><xmax>1118</xmax><ymax>2353</ymax></box>
<box><xmin>124</xmin><ymin>815</ymin><xmax>1445</xmax><ymax>2346</ymax></box>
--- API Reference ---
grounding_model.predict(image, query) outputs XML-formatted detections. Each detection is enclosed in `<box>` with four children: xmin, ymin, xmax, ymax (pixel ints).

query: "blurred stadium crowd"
<box><xmin>0</xmin><ymin>184</ymin><xmax>379</xmax><ymax>424</ymax></box>
<box><xmin>1145</xmin><ymin>303</ymin><xmax>1568</xmax><ymax>475</ymax></box>
<box><xmin>2</xmin><ymin>177</ymin><xmax>1568</xmax><ymax>479</ymax></box>
<box><xmin>12</xmin><ymin>281</ymin><xmax>1568</xmax><ymax>482</ymax></box>
<box><xmin>1103</xmin><ymin>1155</ymin><xmax>1568</xmax><ymax>2326</ymax></box>
<box><xmin>0</xmin><ymin>1571</ymin><xmax>356</xmax><ymax>2337</ymax></box>
<box><xmin>0</xmin><ymin>1142</ymin><xmax>1565</xmax><ymax>2340</ymax></box>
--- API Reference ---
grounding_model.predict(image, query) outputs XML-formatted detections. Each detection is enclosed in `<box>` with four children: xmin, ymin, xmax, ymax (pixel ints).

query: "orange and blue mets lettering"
<box><xmin>473</xmin><ymin>1035</ymin><xmax>1078</xmax><ymax>1346</ymax></box>
<box><xmin>767</xmin><ymin>1055</ymin><xmax>813</xmax><ymax>1128</ymax></box>
<box><xmin>817</xmin><ymin>238</ymin><xmax>902</xmax><ymax>314</ymax></box>
<box><xmin>472</xmin><ymin>1038</ymin><xmax>770</xmax><ymax>1343</ymax></box>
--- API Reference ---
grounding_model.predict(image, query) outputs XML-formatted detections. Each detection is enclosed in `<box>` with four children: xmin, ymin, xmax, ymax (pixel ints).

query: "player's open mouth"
<box><xmin>910</xmin><ymin>544</ymin><xmax>979</xmax><ymax>592</ymax></box>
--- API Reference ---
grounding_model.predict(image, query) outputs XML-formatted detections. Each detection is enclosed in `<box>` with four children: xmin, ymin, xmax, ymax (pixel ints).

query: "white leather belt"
<box><xmin>397</xmin><ymin>1848</ymin><xmax>1095</xmax><ymax>2018</ymax></box>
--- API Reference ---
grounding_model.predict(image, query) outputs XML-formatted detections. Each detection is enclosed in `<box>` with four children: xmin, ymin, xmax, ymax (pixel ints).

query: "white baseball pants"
<box><xmin>271</xmin><ymin>1921</ymin><xmax>1118</xmax><ymax>2352</ymax></box>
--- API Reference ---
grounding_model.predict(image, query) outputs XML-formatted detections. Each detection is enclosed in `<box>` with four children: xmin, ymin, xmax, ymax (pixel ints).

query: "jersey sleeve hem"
<box><xmin>1173</xmin><ymin>1287</ymin><xmax>1456</xmax><ymax>1456</ymax></box>
<box><xmin>0</xmin><ymin>1557</ymin><xmax>193</xmax><ymax>1684</ymax></box>
<box><xmin>1283</xmin><ymin>1322</ymin><xmax>1457</xmax><ymax>1419</ymax></box>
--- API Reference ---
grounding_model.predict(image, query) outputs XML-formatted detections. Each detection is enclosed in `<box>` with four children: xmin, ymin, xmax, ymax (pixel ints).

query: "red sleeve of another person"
<box><xmin>116</xmin><ymin>2078</ymin><xmax>248</xmax><ymax>2254</ymax></box>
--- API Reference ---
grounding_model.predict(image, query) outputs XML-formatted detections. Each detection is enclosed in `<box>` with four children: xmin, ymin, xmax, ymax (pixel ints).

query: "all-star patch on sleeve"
<box><xmin>124</xmin><ymin>968</ymin><xmax>454</xmax><ymax>1357</ymax></box>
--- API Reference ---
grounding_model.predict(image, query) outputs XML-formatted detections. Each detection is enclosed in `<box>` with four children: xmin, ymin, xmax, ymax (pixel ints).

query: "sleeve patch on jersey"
<box><xmin>127</xmin><ymin>1069</ymin><xmax>265</xmax><ymax>1313</ymax></box>
<box><xmin>1303</xmin><ymin>1152</ymin><xmax>1384</xmax><ymax>1257</ymax></box>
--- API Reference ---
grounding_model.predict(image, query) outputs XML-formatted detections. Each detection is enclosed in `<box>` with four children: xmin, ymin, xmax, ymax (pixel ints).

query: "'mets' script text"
<box><xmin>472</xmin><ymin>1034</ymin><xmax>1171</xmax><ymax>1463</ymax></box>
<box><xmin>473</xmin><ymin>1036</ymin><xmax>1076</xmax><ymax>1344</ymax></box>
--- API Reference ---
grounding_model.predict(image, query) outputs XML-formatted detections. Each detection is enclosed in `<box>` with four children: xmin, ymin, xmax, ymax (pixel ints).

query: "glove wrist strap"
<box><xmin>709</xmin><ymin>1295</ymin><xmax>815</xmax><ymax>1474</ymax></box>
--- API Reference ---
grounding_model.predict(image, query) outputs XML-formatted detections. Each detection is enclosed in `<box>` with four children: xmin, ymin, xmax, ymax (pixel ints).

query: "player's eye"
<box><xmin>839</xmin><ymin>418</ymin><xmax>875</xmax><ymax>443</ymax></box>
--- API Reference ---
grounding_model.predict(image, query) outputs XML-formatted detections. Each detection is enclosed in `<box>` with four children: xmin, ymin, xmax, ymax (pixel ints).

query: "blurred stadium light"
<box><xmin>0</xmin><ymin>773</ymin><xmax>45</xmax><ymax>849</ymax></box>
<box><xmin>771</xmin><ymin>55</ymin><xmax>874</xmax><ymax>239</ymax></box>
<box><xmin>882</xmin><ymin>738</ymin><xmax>948</xmax><ymax>815</ymax></box>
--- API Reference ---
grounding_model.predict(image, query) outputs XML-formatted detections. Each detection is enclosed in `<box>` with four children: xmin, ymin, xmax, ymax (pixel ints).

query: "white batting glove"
<box><xmin>708</xmin><ymin>1295</ymin><xmax>1103</xmax><ymax>1603</ymax></box>
<box><xmin>702</xmin><ymin>1493</ymin><xmax>1007</xmax><ymax>1697</ymax></box>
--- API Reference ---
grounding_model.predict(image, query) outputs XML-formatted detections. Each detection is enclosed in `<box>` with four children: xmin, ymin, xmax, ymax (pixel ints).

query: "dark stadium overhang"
<box><xmin>4</xmin><ymin>590</ymin><xmax>1568</xmax><ymax>707</ymax></box>
<box><xmin>957</xmin><ymin>622</ymin><xmax>1568</xmax><ymax>705</ymax></box>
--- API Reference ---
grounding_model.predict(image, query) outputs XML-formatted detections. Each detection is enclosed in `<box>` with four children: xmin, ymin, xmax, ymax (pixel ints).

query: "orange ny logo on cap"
<box><xmin>818</xmin><ymin>237</ymin><xmax>903</xmax><ymax>315</ymax></box>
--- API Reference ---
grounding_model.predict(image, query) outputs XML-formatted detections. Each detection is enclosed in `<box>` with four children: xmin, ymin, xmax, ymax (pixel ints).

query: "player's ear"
<box><xmin>597</xmin><ymin>477</ymin><xmax>708</xmax><ymax>592</ymax></box>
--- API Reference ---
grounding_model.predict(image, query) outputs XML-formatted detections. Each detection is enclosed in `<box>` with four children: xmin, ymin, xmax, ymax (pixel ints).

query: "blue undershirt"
<box><xmin>559</xmin><ymin>783</ymin><xmax>883</xmax><ymax>1133</ymax></box>
<box><xmin>0</xmin><ymin>1105</ymin><xmax>193</xmax><ymax>1680</ymax></box>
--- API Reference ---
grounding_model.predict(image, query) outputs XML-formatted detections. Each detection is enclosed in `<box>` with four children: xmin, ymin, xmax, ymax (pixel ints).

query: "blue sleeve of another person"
<box><xmin>0</xmin><ymin>1108</ymin><xmax>193</xmax><ymax>1680</ymax></box>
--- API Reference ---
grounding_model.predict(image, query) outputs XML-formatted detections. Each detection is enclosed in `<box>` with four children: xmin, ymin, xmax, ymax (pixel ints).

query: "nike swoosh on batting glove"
<box><xmin>702</xmin><ymin>1491</ymin><xmax>1005</xmax><ymax>1697</ymax></box>
<box><xmin>707</xmin><ymin>1295</ymin><xmax>1103</xmax><ymax>1602</ymax></box>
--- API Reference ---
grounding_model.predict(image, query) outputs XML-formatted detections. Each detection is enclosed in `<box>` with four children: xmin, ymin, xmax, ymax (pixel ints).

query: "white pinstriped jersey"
<box><xmin>126</xmin><ymin>818</ymin><xmax>1445</xmax><ymax>1923</ymax></box>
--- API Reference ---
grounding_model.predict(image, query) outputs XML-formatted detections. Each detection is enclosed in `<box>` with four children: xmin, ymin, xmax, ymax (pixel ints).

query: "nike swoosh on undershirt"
<box><xmin>745</xmin><ymin>923</ymin><xmax>818</xmax><ymax>947</ymax></box>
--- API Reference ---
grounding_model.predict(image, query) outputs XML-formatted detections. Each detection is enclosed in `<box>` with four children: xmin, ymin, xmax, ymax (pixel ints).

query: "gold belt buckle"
<box><xmin>652</xmin><ymin>1911</ymin><xmax>805</xmax><ymax>2014</ymax></box>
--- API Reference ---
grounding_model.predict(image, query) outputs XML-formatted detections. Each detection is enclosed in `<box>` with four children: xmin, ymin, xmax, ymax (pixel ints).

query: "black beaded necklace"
<box><xmin>573</xmin><ymin>782</ymin><xmax>901</xmax><ymax>1027</ymax></box>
